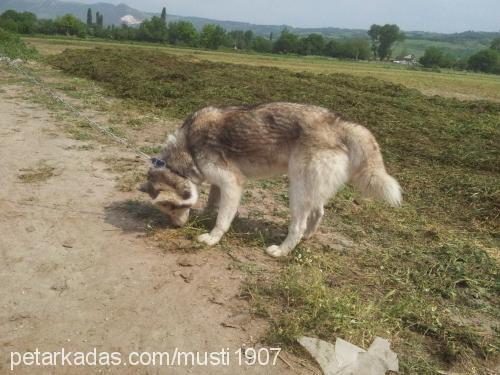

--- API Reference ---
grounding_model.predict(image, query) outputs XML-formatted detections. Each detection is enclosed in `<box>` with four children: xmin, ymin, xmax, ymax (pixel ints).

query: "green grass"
<box><xmin>25</xmin><ymin>36</ymin><xmax>500</xmax><ymax>102</ymax></box>
<box><xmin>46</xmin><ymin>47</ymin><xmax>500</xmax><ymax>374</ymax></box>
<box><xmin>0</xmin><ymin>28</ymin><xmax>38</xmax><ymax>60</ymax></box>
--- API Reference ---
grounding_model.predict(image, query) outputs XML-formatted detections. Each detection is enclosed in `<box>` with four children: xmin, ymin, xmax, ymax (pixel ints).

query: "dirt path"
<box><xmin>0</xmin><ymin>70</ymin><xmax>309</xmax><ymax>374</ymax></box>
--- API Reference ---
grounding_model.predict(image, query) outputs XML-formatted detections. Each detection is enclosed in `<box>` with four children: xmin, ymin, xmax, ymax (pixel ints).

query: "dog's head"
<box><xmin>139</xmin><ymin>167</ymin><xmax>198</xmax><ymax>227</ymax></box>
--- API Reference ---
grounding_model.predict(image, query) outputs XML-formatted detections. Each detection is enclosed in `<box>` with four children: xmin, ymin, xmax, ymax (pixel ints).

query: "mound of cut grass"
<box><xmin>49</xmin><ymin>47</ymin><xmax>499</xmax><ymax>374</ymax></box>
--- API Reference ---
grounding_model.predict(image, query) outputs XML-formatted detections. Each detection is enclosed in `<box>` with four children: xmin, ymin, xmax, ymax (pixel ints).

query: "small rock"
<box><xmin>177</xmin><ymin>257</ymin><xmax>194</xmax><ymax>267</ymax></box>
<box><xmin>208</xmin><ymin>297</ymin><xmax>224</xmax><ymax>305</ymax></box>
<box><xmin>326</xmin><ymin>275</ymin><xmax>339</xmax><ymax>287</ymax></box>
<box><xmin>179</xmin><ymin>272</ymin><xmax>193</xmax><ymax>283</ymax></box>
<box><xmin>62</xmin><ymin>239</ymin><xmax>74</xmax><ymax>248</ymax></box>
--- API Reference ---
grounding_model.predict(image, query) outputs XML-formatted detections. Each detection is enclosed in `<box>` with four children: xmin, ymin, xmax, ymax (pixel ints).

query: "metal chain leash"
<box><xmin>0</xmin><ymin>56</ymin><xmax>152</xmax><ymax>162</ymax></box>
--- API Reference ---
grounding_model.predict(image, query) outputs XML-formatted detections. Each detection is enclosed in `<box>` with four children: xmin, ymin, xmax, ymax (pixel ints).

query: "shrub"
<box><xmin>468</xmin><ymin>49</ymin><xmax>499</xmax><ymax>74</ymax></box>
<box><xmin>419</xmin><ymin>47</ymin><xmax>455</xmax><ymax>68</ymax></box>
<box><xmin>0</xmin><ymin>27</ymin><xmax>37</xmax><ymax>59</ymax></box>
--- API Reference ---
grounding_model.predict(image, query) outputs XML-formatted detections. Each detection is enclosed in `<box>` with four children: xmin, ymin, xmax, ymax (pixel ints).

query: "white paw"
<box><xmin>266</xmin><ymin>245</ymin><xmax>288</xmax><ymax>257</ymax></box>
<box><xmin>197</xmin><ymin>233</ymin><xmax>220</xmax><ymax>246</ymax></box>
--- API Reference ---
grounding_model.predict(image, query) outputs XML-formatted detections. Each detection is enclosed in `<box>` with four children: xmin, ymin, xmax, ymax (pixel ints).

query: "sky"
<box><xmin>75</xmin><ymin>0</ymin><xmax>500</xmax><ymax>33</ymax></box>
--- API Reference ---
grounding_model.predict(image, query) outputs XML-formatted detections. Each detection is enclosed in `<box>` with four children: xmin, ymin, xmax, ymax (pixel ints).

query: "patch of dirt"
<box><xmin>0</xmin><ymin>70</ymin><xmax>315</xmax><ymax>374</ymax></box>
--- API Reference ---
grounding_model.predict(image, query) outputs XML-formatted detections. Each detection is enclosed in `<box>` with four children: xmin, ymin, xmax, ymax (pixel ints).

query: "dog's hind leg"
<box><xmin>267</xmin><ymin>150</ymin><xmax>312</xmax><ymax>257</ymax></box>
<box><xmin>267</xmin><ymin>149</ymin><xmax>349</xmax><ymax>257</ymax></box>
<box><xmin>303</xmin><ymin>206</ymin><xmax>325</xmax><ymax>240</ymax></box>
<box><xmin>197</xmin><ymin>168</ymin><xmax>243</xmax><ymax>246</ymax></box>
<box><xmin>266</xmin><ymin>194</ymin><xmax>310</xmax><ymax>257</ymax></box>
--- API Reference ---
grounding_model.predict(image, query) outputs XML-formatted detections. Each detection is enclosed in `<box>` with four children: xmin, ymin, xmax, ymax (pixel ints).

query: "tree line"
<box><xmin>1</xmin><ymin>9</ymin><xmax>499</xmax><ymax>74</ymax></box>
<box><xmin>0</xmin><ymin>9</ymin><xmax>378</xmax><ymax>60</ymax></box>
<box><xmin>419</xmin><ymin>40</ymin><xmax>500</xmax><ymax>74</ymax></box>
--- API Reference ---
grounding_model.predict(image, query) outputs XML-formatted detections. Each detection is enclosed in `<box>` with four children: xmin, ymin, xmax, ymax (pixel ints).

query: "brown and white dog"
<box><xmin>139</xmin><ymin>102</ymin><xmax>401</xmax><ymax>257</ymax></box>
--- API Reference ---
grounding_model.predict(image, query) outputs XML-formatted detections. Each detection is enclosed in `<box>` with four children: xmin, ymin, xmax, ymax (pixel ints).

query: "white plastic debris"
<box><xmin>298</xmin><ymin>336</ymin><xmax>398</xmax><ymax>375</ymax></box>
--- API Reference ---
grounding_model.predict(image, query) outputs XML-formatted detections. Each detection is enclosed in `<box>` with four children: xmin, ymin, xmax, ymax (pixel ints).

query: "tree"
<box><xmin>95</xmin><ymin>12</ymin><xmax>101</xmax><ymax>28</ymax></box>
<box><xmin>340</xmin><ymin>39</ymin><xmax>371</xmax><ymax>60</ymax></box>
<box><xmin>228</xmin><ymin>30</ymin><xmax>245</xmax><ymax>49</ymax></box>
<box><xmin>419</xmin><ymin>47</ymin><xmax>454</xmax><ymax>68</ymax></box>
<box><xmin>0</xmin><ymin>10</ymin><xmax>38</xmax><ymax>34</ymax></box>
<box><xmin>273</xmin><ymin>28</ymin><xmax>300</xmax><ymax>54</ymax></box>
<box><xmin>244</xmin><ymin>30</ymin><xmax>253</xmax><ymax>48</ymax></box>
<box><xmin>112</xmin><ymin>24</ymin><xmax>138</xmax><ymax>41</ymax></box>
<box><xmin>227</xmin><ymin>30</ymin><xmax>253</xmax><ymax>50</ymax></box>
<box><xmin>160</xmin><ymin>7</ymin><xmax>167</xmax><ymax>24</ymax></box>
<box><xmin>468</xmin><ymin>49</ymin><xmax>499</xmax><ymax>73</ymax></box>
<box><xmin>251</xmin><ymin>36</ymin><xmax>272</xmax><ymax>53</ymax></box>
<box><xmin>491</xmin><ymin>37</ymin><xmax>500</xmax><ymax>51</ymax></box>
<box><xmin>367</xmin><ymin>24</ymin><xmax>381</xmax><ymax>59</ymax></box>
<box><xmin>324</xmin><ymin>39</ymin><xmax>340</xmax><ymax>57</ymax></box>
<box><xmin>167</xmin><ymin>21</ymin><xmax>197</xmax><ymax>45</ymax></box>
<box><xmin>37</xmin><ymin>19</ymin><xmax>57</xmax><ymax>34</ymax></box>
<box><xmin>54</xmin><ymin>14</ymin><xmax>86</xmax><ymax>36</ymax></box>
<box><xmin>368</xmin><ymin>24</ymin><xmax>405</xmax><ymax>60</ymax></box>
<box><xmin>86</xmin><ymin>8</ymin><xmax>92</xmax><ymax>27</ymax></box>
<box><xmin>299</xmin><ymin>33</ymin><xmax>325</xmax><ymax>55</ymax></box>
<box><xmin>138</xmin><ymin>16</ymin><xmax>167</xmax><ymax>42</ymax></box>
<box><xmin>200</xmin><ymin>24</ymin><xmax>226</xmax><ymax>49</ymax></box>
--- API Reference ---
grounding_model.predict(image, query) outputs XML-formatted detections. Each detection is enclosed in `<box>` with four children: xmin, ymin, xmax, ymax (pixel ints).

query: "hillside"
<box><xmin>0</xmin><ymin>0</ymin><xmax>147</xmax><ymax>26</ymax></box>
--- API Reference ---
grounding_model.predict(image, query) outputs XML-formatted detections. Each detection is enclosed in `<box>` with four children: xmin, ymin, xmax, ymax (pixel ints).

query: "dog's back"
<box><xmin>180</xmin><ymin>102</ymin><xmax>344</xmax><ymax>177</ymax></box>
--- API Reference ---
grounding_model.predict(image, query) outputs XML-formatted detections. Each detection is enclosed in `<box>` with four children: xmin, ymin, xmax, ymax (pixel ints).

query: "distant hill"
<box><xmin>165</xmin><ymin>14</ymin><xmax>368</xmax><ymax>38</ymax></box>
<box><xmin>0</xmin><ymin>0</ymin><xmax>368</xmax><ymax>38</ymax></box>
<box><xmin>0</xmin><ymin>0</ymin><xmax>147</xmax><ymax>26</ymax></box>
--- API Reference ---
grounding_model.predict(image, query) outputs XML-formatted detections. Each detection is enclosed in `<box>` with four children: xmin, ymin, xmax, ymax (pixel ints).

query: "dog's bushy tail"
<box><xmin>341</xmin><ymin>122</ymin><xmax>402</xmax><ymax>206</ymax></box>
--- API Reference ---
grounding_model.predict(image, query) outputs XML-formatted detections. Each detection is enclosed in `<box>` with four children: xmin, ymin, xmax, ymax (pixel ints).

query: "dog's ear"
<box><xmin>159</xmin><ymin>134</ymin><xmax>177</xmax><ymax>155</ymax></box>
<box><xmin>166</xmin><ymin>134</ymin><xmax>177</xmax><ymax>145</ymax></box>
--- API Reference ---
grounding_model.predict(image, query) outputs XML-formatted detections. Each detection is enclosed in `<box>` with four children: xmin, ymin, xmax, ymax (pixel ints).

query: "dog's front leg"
<box><xmin>205</xmin><ymin>185</ymin><xmax>221</xmax><ymax>211</ymax></box>
<box><xmin>197</xmin><ymin>175</ymin><xmax>242</xmax><ymax>246</ymax></box>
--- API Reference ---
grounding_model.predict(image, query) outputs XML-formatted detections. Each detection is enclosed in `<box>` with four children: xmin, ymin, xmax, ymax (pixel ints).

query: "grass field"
<box><xmin>24</xmin><ymin>36</ymin><xmax>500</xmax><ymax>103</ymax></box>
<box><xmin>41</xmin><ymin>45</ymin><xmax>500</xmax><ymax>374</ymax></box>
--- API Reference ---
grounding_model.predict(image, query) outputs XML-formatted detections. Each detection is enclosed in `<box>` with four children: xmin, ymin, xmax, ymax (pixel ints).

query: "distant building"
<box><xmin>393</xmin><ymin>54</ymin><xmax>418</xmax><ymax>65</ymax></box>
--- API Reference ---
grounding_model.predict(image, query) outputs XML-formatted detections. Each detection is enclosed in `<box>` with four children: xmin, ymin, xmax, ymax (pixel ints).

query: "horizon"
<box><xmin>70</xmin><ymin>0</ymin><xmax>500</xmax><ymax>34</ymax></box>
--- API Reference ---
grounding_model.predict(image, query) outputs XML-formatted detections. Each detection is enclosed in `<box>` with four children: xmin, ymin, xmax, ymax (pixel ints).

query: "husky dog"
<box><xmin>139</xmin><ymin>103</ymin><xmax>401</xmax><ymax>257</ymax></box>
